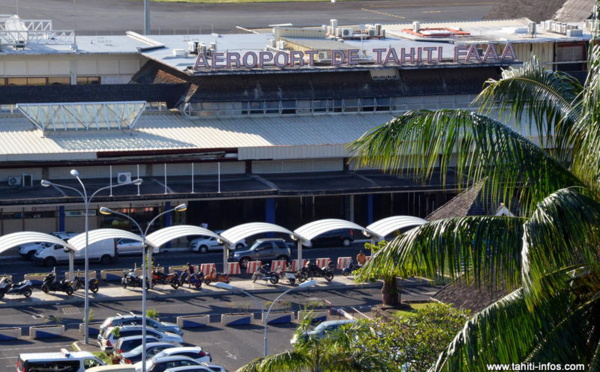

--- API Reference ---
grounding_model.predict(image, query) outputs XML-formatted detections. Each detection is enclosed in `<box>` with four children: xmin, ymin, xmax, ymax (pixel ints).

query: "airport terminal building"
<box><xmin>0</xmin><ymin>14</ymin><xmax>592</xmax><ymax>234</ymax></box>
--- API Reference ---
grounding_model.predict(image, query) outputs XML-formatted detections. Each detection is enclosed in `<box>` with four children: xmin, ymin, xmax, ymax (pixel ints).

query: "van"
<box><xmin>33</xmin><ymin>239</ymin><xmax>117</xmax><ymax>267</ymax></box>
<box><xmin>17</xmin><ymin>349</ymin><xmax>105</xmax><ymax>372</ymax></box>
<box><xmin>87</xmin><ymin>365</ymin><xmax>136</xmax><ymax>372</ymax></box>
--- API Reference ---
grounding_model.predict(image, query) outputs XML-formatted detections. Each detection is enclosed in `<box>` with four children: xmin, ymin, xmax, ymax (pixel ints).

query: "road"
<box><xmin>0</xmin><ymin>243</ymin><xmax>368</xmax><ymax>282</ymax></box>
<box><xmin>0</xmin><ymin>0</ymin><xmax>500</xmax><ymax>35</ymax></box>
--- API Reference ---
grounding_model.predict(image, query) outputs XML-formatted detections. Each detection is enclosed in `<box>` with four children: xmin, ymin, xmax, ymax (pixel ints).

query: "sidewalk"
<box><xmin>0</xmin><ymin>275</ymin><xmax>437</xmax><ymax>308</ymax></box>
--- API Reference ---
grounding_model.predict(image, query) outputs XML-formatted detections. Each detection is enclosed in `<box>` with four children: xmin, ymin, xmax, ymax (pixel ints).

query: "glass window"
<box><xmin>265</xmin><ymin>101</ymin><xmax>279</xmax><ymax>114</ymax></box>
<box><xmin>281</xmin><ymin>100</ymin><xmax>296</xmax><ymax>114</ymax></box>
<box><xmin>7</xmin><ymin>77</ymin><xmax>27</xmax><ymax>86</ymax></box>
<box><xmin>48</xmin><ymin>77</ymin><xmax>70</xmax><ymax>85</ymax></box>
<box><xmin>27</xmin><ymin>77</ymin><xmax>47</xmax><ymax>86</ymax></box>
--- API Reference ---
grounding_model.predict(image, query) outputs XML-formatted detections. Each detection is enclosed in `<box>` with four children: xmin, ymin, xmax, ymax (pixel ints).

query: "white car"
<box><xmin>134</xmin><ymin>356</ymin><xmax>203</xmax><ymax>372</ymax></box>
<box><xmin>100</xmin><ymin>325</ymin><xmax>184</xmax><ymax>352</ymax></box>
<box><xmin>165</xmin><ymin>364</ymin><xmax>226</xmax><ymax>372</ymax></box>
<box><xmin>116</xmin><ymin>238</ymin><xmax>145</xmax><ymax>256</ymax></box>
<box><xmin>189</xmin><ymin>231</ymin><xmax>245</xmax><ymax>254</ymax></box>
<box><xmin>19</xmin><ymin>242</ymin><xmax>52</xmax><ymax>260</ymax></box>
<box><xmin>153</xmin><ymin>347</ymin><xmax>211</xmax><ymax>363</ymax></box>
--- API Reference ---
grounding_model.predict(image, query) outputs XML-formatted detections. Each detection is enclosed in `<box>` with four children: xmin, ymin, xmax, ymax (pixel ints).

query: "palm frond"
<box><xmin>432</xmin><ymin>289</ymin><xmax>600</xmax><ymax>371</ymax></box>
<box><xmin>569</xmin><ymin>42</ymin><xmax>600</xmax><ymax>192</ymax></box>
<box><xmin>253</xmin><ymin>350</ymin><xmax>313</xmax><ymax>372</ymax></box>
<box><xmin>475</xmin><ymin>56</ymin><xmax>582</xmax><ymax>159</ymax></box>
<box><xmin>349</xmin><ymin>109</ymin><xmax>582</xmax><ymax>215</ymax></box>
<box><xmin>522</xmin><ymin>187</ymin><xmax>600</xmax><ymax>302</ymax></box>
<box><xmin>357</xmin><ymin>216</ymin><xmax>525</xmax><ymax>289</ymax></box>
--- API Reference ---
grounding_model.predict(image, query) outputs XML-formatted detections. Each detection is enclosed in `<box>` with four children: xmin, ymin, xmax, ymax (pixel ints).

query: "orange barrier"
<box><xmin>200</xmin><ymin>263</ymin><xmax>216</xmax><ymax>276</ymax></box>
<box><xmin>290</xmin><ymin>259</ymin><xmax>309</xmax><ymax>271</ymax></box>
<box><xmin>270</xmin><ymin>260</ymin><xmax>287</xmax><ymax>272</ymax></box>
<box><xmin>316</xmin><ymin>258</ymin><xmax>330</xmax><ymax>268</ymax></box>
<box><xmin>246</xmin><ymin>260</ymin><xmax>262</xmax><ymax>274</ymax></box>
<box><xmin>228</xmin><ymin>262</ymin><xmax>241</xmax><ymax>275</ymax></box>
<box><xmin>337</xmin><ymin>257</ymin><xmax>352</xmax><ymax>270</ymax></box>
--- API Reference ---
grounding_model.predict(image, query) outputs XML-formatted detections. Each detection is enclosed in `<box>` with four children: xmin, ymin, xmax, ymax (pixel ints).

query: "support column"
<box><xmin>265</xmin><ymin>198</ymin><xmax>275</xmax><ymax>224</ymax></box>
<box><xmin>59</xmin><ymin>206</ymin><xmax>66</xmax><ymax>232</ymax></box>
<box><xmin>367</xmin><ymin>195</ymin><xmax>374</xmax><ymax>224</ymax></box>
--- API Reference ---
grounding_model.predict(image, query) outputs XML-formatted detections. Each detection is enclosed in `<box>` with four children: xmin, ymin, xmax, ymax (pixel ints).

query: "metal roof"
<box><xmin>146</xmin><ymin>225</ymin><xmax>220</xmax><ymax>248</ymax></box>
<box><xmin>67</xmin><ymin>228</ymin><xmax>142</xmax><ymax>251</ymax></box>
<box><xmin>0</xmin><ymin>112</ymin><xmax>394</xmax><ymax>161</ymax></box>
<box><xmin>366</xmin><ymin>215</ymin><xmax>428</xmax><ymax>240</ymax></box>
<box><xmin>220</xmin><ymin>222</ymin><xmax>295</xmax><ymax>245</ymax></box>
<box><xmin>293</xmin><ymin>218</ymin><xmax>369</xmax><ymax>247</ymax></box>
<box><xmin>0</xmin><ymin>231</ymin><xmax>73</xmax><ymax>255</ymax></box>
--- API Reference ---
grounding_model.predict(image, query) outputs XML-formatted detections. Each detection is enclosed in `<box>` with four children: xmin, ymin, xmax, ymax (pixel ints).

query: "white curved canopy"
<box><xmin>220</xmin><ymin>222</ymin><xmax>295</xmax><ymax>246</ymax></box>
<box><xmin>293</xmin><ymin>218</ymin><xmax>370</xmax><ymax>247</ymax></box>
<box><xmin>68</xmin><ymin>228</ymin><xmax>143</xmax><ymax>251</ymax></box>
<box><xmin>147</xmin><ymin>225</ymin><xmax>221</xmax><ymax>248</ymax></box>
<box><xmin>366</xmin><ymin>215</ymin><xmax>428</xmax><ymax>240</ymax></box>
<box><xmin>0</xmin><ymin>231</ymin><xmax>73</xmax><ymax>254</ymax></box>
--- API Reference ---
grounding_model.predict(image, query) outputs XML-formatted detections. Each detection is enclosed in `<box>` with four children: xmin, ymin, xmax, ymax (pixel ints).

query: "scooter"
<box><xmin>204</xmin><ymin>267</ymin><xmax>230</xmax><ymax>285</ymax></box>
<box><xmin>342</xmin><ymin>259</ymin><xmax>362</xmax><ymax>276</ymax></box>
<box><xmin>276</xmin><ymin>263</ymin><xmax>297</xmax><ymax>285</ymax></box>
<box><xmin>121</xmin><ymin>269</ymin><xmax>149</xmax><ymax>290</ymax></box>
<box><xmin>0</xmin><ymin>277</ymin><xmax>33</xmax><ymax>299</ymax></box>
<box><xmin>252</xmin><ymin>264</ymin><xmax>279</xmax><ymax>285</ymax></box>
<box><xmin>71</xmin><ymin>273</ymin><xmax>100</xmax><ymax>293</ymax></box>
<box><xmin>152</xmin><ymin>267</ymin><xmax>180</xmax><ymax>289</ymax></box>
<box><xmin>298</xmin><ymin>260</ymin><xmax>334</xmax><ymax>282</ymax></box>
<box><xmin>179</xmin><ymin>269</ymin><xmax>204</xmax><ymax>289</ymax></box>
<box><xmin>41</xmin><ymin>271</ymin><xmax>74</xmax><ymax>295</ymax></box>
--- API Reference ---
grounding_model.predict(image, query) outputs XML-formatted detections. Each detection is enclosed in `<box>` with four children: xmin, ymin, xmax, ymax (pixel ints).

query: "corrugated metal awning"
<box><xmin>68</xmin><ymin>229</ymin><xmax>143</xmax><ymax>251</ymax></box>
<box><xmin>0</xmin><ymin>232</ymin><xmax>73</xmax><ymax>254</ymax></box>
<box><xmin>147</xmin><ymin>225</ymin><xmax>222</xmax><ymax>247</ymax></box>
<box><xmin>366</xmin><ymin>215</ymin><xmax>428</xmax><ymax>240</ymax></box>
<box><xmin>293</xmin><ymin>218</ymin><xmax>370</xmax><ymax>247</ymax></box>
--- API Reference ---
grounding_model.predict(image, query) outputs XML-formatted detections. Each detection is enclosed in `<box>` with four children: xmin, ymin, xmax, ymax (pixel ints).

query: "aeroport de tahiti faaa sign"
<box><xmin>192</xmin><ymin>43</ymin><xmax>517</xmax><ymax>71</ymax></box>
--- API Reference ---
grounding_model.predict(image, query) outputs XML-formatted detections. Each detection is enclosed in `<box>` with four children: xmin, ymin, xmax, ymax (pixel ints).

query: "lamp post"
<box><xmin>212</xmin><ymin>280</ymin><xmax>317</xmax><ymax>357</ymax></box>
<box><xmin>41</xmin><ymin>170</ymin><xmax>143</xmax><ymax>345</ymax></box>
<box><xmin>99</xmin><ymin>203</ymin><xmax>187</xmax><ymax>372</ymax></box>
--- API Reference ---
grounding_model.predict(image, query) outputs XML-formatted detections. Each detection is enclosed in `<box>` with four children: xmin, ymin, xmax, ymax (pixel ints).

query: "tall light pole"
<box><xmin>99</xmin><ymin>203</ymin><xmax>187</xmax><ymax>372</ymax></box>
<box><xmin>41</xmin><ymin>170</ymin><xmax>143</xmax><ymax>344</ymax></box>
<box><xmin>212</xmin><ymin>280</ymin><xmax>317</xmax><ymax>357</ymax></box>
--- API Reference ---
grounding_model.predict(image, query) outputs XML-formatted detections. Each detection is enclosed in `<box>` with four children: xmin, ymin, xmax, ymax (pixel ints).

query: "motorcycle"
<box><xmin>71</xmin><ymin>273</ymin><xmax>100</xmax><ymax>293</ymax></box>
<box><xmin>342</xmin><ymin>259</ymin><xmax>362</xmax><ymax>276</ymax></box>
<box><xmin>276</xmin><ymin>263</ymin><xmax>297</xmax><ymax>285</ymax></box>
<box><xmin>298</xmin><ymin>260</ymin><xmax>335</xmax><ymax>282</ymax></box>
<box><xmin>41</xmin><ymin>271</ymin><xmax>74</xmax><ymax>295</ymax></box>
<box><xmin>152</xmin><ymin>267</ymin><xmax>180</xmax><ymax>289</ymax></box>
<box><xmin>0</xmin><ymin>277</ymin><xmax>33</xmax><ymax>299</ymax></box>
<box><xmin>121</xmin><ymin>269</ymin><xmax>149</xmax><ymax>290</ymax></box>
<box><xmin>252</xmin><ymin>264</ymin><xmax>279</xmax><ymax>285</ymax></box>
<box><xmin>179</xmin><ymin>270</ymin><xmax>204</xmax><ymax>289</ymax></box>
<box><xmin>204</xmin><ymin>267</ymin><xmax>230</xmax><ymax>285</ymax></box>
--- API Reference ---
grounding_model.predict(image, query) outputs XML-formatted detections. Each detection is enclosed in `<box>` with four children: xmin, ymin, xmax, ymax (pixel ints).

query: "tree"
<box><xmin>237</xmin><ymin>304</ymin><xmax>469</xmax><ymax>372</ymax></box>
<box><xmin>349</xmin><ymin>12</ymin><xmax>600</xmax><ymax>370</ymax></box>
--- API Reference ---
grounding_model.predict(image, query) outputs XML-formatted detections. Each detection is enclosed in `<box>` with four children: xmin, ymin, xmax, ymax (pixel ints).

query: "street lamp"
<box><xmin>41</xmin><ymin>169</ymin><xmax>143</xmax><ymax>344</ymax></box>
<box><xmin>99</xmin><ymin>203</ymin><xmax>187</xmax><ymax>372</ymax></box>
<box><xmin>211</xmin><ymin>280</ymin><xmax>317</xmax><ymax>357</ymax></box>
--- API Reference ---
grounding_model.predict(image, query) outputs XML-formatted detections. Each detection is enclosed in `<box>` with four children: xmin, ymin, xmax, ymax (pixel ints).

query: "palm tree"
<box><xmin>349</xmin><ymin>14</ymin><xmax>600</xmax><ymax>370</ymax></box>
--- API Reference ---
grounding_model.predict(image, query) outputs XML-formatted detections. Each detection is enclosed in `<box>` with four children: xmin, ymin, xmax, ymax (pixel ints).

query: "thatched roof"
<box><xmin>426</xmin><ymin>181</ymin><xmax>485</xmax><ymax>221</ymax></box>
<box><xmin>485</xmin><ymin>0</ymin><xmax>595</xmax><ymax>22</ymax></box>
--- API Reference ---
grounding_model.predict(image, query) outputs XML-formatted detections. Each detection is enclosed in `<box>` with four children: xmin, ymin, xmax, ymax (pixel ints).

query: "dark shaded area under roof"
<box><xmin>130</xmin><ymin>61</ymin><xmax>503</xmax><ymax>103</ymax></box>
<box><xmin>0</xmin><ymin>83</ymin><xmax>189</xmax><ymax>108</ymax></box>
<box><xmin>0</xmin><ymin>170</ymin><xmax>459</xmax><ymax>206</ymax></box>
<box><xmin>485</xmin><ymin>0</ymin><xmax>595</xmax><ymax>22</ymax></box>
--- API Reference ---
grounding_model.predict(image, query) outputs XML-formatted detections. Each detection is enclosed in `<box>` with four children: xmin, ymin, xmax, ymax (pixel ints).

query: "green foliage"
<box><xmin>146</xmin><ymin>308</ymin><xmax>159</xmax><ymax>320</ymax></box>
<box><xmin>361</xmin><ymin>303</ymin><xmax>471</xmax><ymax>371</ymax></box>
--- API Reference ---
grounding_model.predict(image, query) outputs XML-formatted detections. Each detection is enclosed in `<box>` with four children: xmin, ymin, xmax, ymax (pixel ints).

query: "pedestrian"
<box><xmin>356</xmin><ymin>250</ymin><xmax>367</xmax><ymax>266</ymax></box>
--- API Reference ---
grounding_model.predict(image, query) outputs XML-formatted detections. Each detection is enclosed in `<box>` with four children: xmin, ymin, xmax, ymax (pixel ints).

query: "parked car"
<box><xmin>165</xmin><ymin>364</ymin><xmax>226</xmax><ymax>372</ymax></box>
<box><xmin>116</xmin><ymin>238</ymin><xmax>145</xmax><ymax>256</ymax></box>
<box><xmin>17</xmin><ymin>350</ymin><xmax>105</xmax><ymax>372</ymax></box>
<box><xmin>88</xmin><ymin>365</ymin><xmax>136</xmax><ymax>372</ymax></box>
<box><xmin>114</xmin><ymin>335</ymin><xmax>160</xmax><ymax>354</ymax></box>
<box><xmin>100</xmin><ymin>325</ymin><xmax>184</xmax><ymax>352</ymax></box>
<box><xmin>19</xmin><ymin>241</ymin><xmax>52</xmax><ymax>260</ymax></box>
<box><xmin>229</xmin><ymin>238</ymin><xmax>291</xmax><ymax>267</ymax></box>
<box><xmin>153</xmin><ymin>347</ymin><xmax>211</xmax><ymax>363</ymax></box>
<box><xmin>120</xmin><ymin>342</ymin><xmax>183</xmax><ymax>365</ymax></box>
<box><xmin>311</xmin><ymin>229</ymin><xmax>354</xmax><ymax>247</ymax></box>
<box><xmin>51</xmin><ymin>231</ymin><xmax>79</xmax><ymax>240</ymax></box>
<box><xmin>189</xmin><ymin>230</ymin><xmax>246</xmax><ymax>254</ymax></box>
<box><xmin>290</xmin><ymin>319</ymin><xmax>357</xmax><ymax>344</ymax></box>
<box><xmin>133</xmin><ymin>356</ymin><xmax>205</xmax><ymax>372</ymax></box>
<box><xmin>100</xmin><ymin>313</ymin><xmax>183</xmax><ymax>336</ymax></box>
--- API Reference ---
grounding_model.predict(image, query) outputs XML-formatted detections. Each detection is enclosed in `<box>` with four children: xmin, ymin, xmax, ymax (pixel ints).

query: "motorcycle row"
<box><xmin>0</xmin><ymin>258</ymin><xmax>359</xmax><ymax>300</ymax></box>
<box><xmin>252</xmin><ymin>259</ymin><xmax>340</xmax><ymax>285</ymax></box>
<box><xmin>0</xmin><ymin>269</ymin><xmax>100</xmax><ymax>300</ymax></box>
